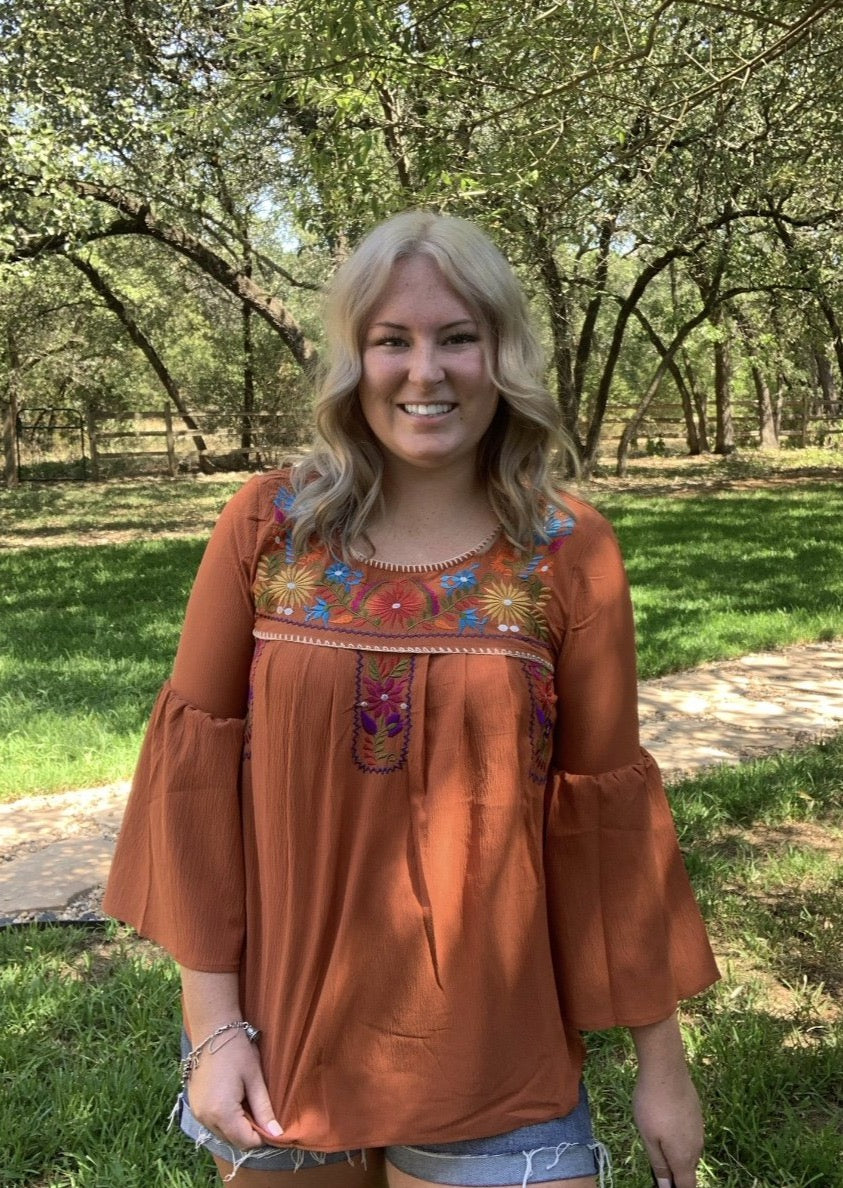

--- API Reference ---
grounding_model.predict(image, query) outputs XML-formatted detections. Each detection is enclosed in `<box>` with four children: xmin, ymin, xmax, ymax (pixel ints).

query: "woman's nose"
<box><xmin>407</xmin><ymin>343</ymin><xmax>445</xmax><ymax>386</ymax></box>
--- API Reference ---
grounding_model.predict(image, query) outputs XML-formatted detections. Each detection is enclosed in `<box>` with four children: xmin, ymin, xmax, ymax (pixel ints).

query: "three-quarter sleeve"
<box><xmin>104</xmin><ymin>477</ymin><xmax>266</xmax><ymax>969</ymax></box>
<box><xmin>544</xmin><ymin>507</ymin><xmax>719</xmax><ymax>1029</ymax></box>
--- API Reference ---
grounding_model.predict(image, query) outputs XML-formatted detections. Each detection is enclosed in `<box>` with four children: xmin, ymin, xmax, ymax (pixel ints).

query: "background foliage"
<box><xmin>3</xmin><ymin>1</ymin><xmax>843</xmax><ymax>475</ymax></box>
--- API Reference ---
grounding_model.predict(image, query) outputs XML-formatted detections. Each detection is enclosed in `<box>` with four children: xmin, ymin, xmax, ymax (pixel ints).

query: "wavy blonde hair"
<box><xmin>290</xmin><ymin>210</ymin><xmax>576</xmax><ymax>555</ymax></box>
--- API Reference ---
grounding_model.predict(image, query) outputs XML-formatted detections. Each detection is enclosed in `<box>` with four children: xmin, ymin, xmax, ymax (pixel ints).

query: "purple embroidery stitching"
<box><xmin>352</xmin><ymin>651</ymin><xmax>414</xmax><ymax>774</ymax></box>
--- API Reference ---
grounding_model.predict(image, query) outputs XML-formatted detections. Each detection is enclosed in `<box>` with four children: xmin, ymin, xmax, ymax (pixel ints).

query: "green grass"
<box><xmin>1</xmin><ymin>475</ymin><xmax>842</xmax><ymax>798</ymax></box>
<box><xmin>2</xmin><ymin>738</ymin><xmax>841</xmax><ymax>1187</ymax></box>
<box><xmin>0</xmin><ymin>540</ymin><xmax>207</xmax><ymax>798</ymax></box>
<box><xmin>0</xmin><ymin>923</ymin><xmax>215</xmax><ymax>1187</ymax></box>
<box><xmin>0</xmin><ymin>477</ymin><xmax>244</xmax><ymax>546</ymax></box>
<box><xmin>591</xmin><ymin>485</ymin><xmax>843</xmax><ymax>677</ymax></box>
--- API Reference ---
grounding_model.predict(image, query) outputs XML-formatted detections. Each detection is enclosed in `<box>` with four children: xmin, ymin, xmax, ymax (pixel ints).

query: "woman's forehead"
<box><xmin>367</xmin><ymin>255</ymin><xmax>479</xmax><ymax>325</ymax></box>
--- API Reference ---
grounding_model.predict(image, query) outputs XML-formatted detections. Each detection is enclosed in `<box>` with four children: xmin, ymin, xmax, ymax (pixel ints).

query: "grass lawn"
<box><xmin>1</xmin><ymin>464</ymin><xmax>842</xmax><ymax>799</ymax></box>
<box><xmin>2</xmin><ymin>736</ymin><xmax>841</xmax><ymax>1187</ymax></box>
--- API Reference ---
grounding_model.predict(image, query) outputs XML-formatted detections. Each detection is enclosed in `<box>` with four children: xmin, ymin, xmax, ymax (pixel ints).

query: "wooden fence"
<box><xmin>3</xmin><ymin>398</ymin><xmax>841</xmax><ymax>485</ymax></box>
<box><xmin>4</xmin><ymin>405</ymin><xmax>308</xmax><ymax>484</ymax></box>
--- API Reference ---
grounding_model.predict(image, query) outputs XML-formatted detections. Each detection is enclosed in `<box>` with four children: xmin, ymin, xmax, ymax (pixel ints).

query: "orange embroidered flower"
<box><xmin>366</xmin><ymin>581</ymin><xmax>427</xmax><ymax>626</ymax></box>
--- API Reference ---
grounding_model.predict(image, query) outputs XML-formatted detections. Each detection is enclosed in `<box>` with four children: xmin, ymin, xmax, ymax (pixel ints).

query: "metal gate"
<box><xmin>14</xmin><ymin>407</ymin><xmax>88</xmax><ymax>482</ymax></box>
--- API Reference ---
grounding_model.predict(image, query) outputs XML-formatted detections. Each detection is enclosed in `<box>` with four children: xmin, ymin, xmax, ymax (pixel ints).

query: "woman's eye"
<box><xmin>444</xmin><ymin>332</ymin><xmax>479</xmax><ymax>345</ymax></box>
<box><xmin>372</xmin><ymin>336</ymin><xmax>407</xmax><ymax>348</ymax></box>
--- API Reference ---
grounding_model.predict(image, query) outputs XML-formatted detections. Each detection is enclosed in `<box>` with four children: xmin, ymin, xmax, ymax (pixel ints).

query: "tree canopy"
<box><xmin>3</xmin><ymin>0</ymin><xmax>843</xmax><ymax>473</ymax></box>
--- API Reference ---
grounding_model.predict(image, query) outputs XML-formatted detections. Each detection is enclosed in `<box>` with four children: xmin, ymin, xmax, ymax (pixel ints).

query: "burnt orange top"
<box><xmin>104</xmin><ymin>472</ymin><xmax>719</xmax><ymax>1152</ymax></box>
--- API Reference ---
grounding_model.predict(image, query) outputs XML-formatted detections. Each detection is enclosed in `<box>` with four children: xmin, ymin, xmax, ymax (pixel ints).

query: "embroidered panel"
<box><xmin>250</xmin><ymin>480</ymin><xmax>575</xmax><ymax>778</ymax></box>
<box><xmin>521</xmin><ymin>659</ymin><xmax>557</xmax><ymax>783</ymax></box>
<box><xmin>252</xmin><ymin>481</ymin><xmax>575</xmax><ymax>657</ymax></box>
<box><xmin>352</xmin><ymin>652</ymin><xmax>415</xmax><ymax>774</ymax></box>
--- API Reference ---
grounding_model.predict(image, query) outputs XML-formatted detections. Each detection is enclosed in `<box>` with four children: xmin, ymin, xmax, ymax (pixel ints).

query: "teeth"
<box><xmin>402</xmin><ymin>403</ymin><xmax>455</xmax><ymax>417</ymax></box>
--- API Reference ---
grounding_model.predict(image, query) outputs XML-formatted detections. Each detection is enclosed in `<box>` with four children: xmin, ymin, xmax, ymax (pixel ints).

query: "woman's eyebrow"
<box><xmin>370</xmin><ymin>318</ymin><xmax>477</xmax><ymax>330</ymax></box>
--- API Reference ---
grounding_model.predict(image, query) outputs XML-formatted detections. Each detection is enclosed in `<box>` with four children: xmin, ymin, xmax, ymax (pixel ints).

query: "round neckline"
<box><xmin>349</xmin><ymin>523</ymin><xmax>503</xmax><ymax>573</ymax></box>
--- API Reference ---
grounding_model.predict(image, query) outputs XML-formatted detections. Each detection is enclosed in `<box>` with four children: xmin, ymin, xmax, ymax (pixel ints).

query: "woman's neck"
<box><xmin>363</xmin><ymin>466</ymin><xmax>498</xmax><ymax>566</ymax></box>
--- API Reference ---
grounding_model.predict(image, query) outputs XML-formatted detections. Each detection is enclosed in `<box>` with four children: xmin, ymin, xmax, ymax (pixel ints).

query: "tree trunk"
<box><xmin>814</xmin><ymin>350</ymin><xmax>838</xmax><ymax>416</ymax></box>
<box><xmin>573</xmin><ymin>217</ymin><xmax>615</xmax><ymax>404</ymax></box>
<box><xmin>712</xmin><ymin>311</ymin><xmax>735</xmax><ymax>454</ymax></box>
<box><xmin>752</xmin><ymin>364</ymin><xmax>779</xmax><ymax>449</ymax></box>
<box><xmin>241</xmin><ymin>248</ymin><xmax>255</xmax><ymax>454</ymax></box>
<box><xmin>69</xmin><ymin>254</ymin><xmax>214</xmax><ymax>472</ymax></box>
<box><xmin>734</xmin><ymin>309</ymin><xmax>778</xmax><ymax>449</ymax></box>
<box><xmin>680</xmin><ymin>351</ymin><xmax>710</xmax><ymax>451</ymax></box>
<box><xmin>617</xmin><ymin>301</ymin><xmax>718</xmax><ymax>475</ymax></box>
<box><xmin>534</xmin><ymin>233</ymin><xmax>582</xmax><ymax>461</ymax></box>
<box><xmin>241</xmin><ymin>303</ymin><xmax>255</xmax><ymax>453</ymax></box>
<box><xmin>631</xmin><ymin>308</ymin><xmax>700</xmax><ymax>456</ymax></box>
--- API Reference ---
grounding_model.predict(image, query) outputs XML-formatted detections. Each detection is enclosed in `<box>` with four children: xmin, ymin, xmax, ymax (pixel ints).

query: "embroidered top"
<box><xmin>104</xmin><ymin>471</ymin><xmax>719</xmax><ymax>1153</ymax></box>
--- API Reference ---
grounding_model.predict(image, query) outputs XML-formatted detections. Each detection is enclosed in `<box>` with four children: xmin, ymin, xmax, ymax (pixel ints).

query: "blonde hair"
<box><xmin>290</xmin><ymin>210</ymin><xmax>576</xmax><ymax>555</ymax></box>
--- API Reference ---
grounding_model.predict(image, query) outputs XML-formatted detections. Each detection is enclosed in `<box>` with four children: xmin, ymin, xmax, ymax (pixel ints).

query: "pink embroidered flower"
<box><xmin>366</xmin><ymin>581</ymin><xmax>427</xmax><ymax>626</ymax></box>
<box><xmin>361</xmin><ymin>674</ymin><xmax>407</xmax><ymax>722</ymax></box>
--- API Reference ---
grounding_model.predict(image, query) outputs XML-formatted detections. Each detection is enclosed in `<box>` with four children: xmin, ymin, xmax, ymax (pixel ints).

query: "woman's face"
<box><xmin>358</xmin><ymin>254</ymin><xmax>499</xmax><ymax>480</ymax></box>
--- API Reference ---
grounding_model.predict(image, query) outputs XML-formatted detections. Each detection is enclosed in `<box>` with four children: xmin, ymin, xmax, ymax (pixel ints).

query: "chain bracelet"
<box><xmin>180</xmin><ymin>1020</ymin><xmax>262</xmax><ymax>1086</ymax></box>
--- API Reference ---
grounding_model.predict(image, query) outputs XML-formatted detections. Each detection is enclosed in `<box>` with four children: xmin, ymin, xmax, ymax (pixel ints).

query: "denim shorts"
<box><xmin>176</xmin><ymin>1047</ymin><xmax>610</xmax><ymax>1187</ymax></box>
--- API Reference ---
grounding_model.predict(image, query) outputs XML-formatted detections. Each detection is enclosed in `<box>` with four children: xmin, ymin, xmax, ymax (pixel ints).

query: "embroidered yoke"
<box><xmin>104</xmin><ymin>472</ymin><xmax>719</xmax><ymax>1153</ymax></box>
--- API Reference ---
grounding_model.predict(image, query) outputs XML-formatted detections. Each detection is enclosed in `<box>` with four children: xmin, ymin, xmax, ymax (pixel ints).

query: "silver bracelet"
<box><xmin>180</xmin><ymin>1020</ymin><xmax>261</xmax><ymax>1086</ymax></box>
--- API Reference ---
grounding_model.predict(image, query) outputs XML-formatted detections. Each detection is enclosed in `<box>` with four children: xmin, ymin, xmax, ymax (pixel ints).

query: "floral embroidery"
<box><xmin>440</xmin><ymin>564</ymin><xmax>479</xmax><ymax>592</ymax></box>
<box><xmin>325</xmin><ymin>561</ymin><xmax>364</xmax><ymax>591</ymax></box>
<box><xmin>254</xmin><ymin>534</ymin><xmax>560</xmax><ymax>644</ymax></box>
<box><xmin>522</xmin><ymin>660</ymin><xmax>556</xmax><ymax>783</ymax></box>
<box><xmin>253</xmin><ymin>480</ymin><xmax>576</xmax><ymax>776</ymax></box>
<box><xmin>353</xmin><ymin>653</ymin><xmax>414</xmax><ymax>773</ymax></box>
<box><xmin>364</xmin><ymin>580</ymin><xmax>429</xmax><ymax>627</ymax></box>
<box><xmin>458</xmin><ymin>607</ymin><xmax>489</xmax><ymax>633</ymax></box>
<box><xmin>478</xmin><ymin>579</ymin><xmax>536</xmax><ymax>628</ymax></box>
<box><xmin>255</xmin><ymin>556</ymin><xmax>321</xmax><ymax>614</ymax></box>
<box><xmin>304</xmin><ymin>598</ymin><xmax>331</xmax><ymax>625</ymax></box>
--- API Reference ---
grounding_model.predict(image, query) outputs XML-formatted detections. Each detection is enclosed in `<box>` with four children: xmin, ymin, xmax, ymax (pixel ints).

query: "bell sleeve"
<box><xmin>103</xmin><ymin>477</ymin><xmax>265</xmax><ymax>971</ymax></box>
<box><xmin>544</xmin><ymin>507</ymin><xmax>720</xmax><ymax>1029</ymax></box>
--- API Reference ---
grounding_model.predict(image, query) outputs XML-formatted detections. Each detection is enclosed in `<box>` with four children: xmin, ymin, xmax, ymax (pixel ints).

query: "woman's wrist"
<box><xmin>179</xmin><ymin>966</ymin><xmax>244</xmax><ymax>1037</ymax></box>
<box><xmin>629</xmin><ymin>1011</ymin><xmax>689</xmax><ymax>1077</ymax></box>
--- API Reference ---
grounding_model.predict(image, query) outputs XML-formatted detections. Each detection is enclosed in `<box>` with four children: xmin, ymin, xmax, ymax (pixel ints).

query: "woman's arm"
<box><xmin>180</xmin><ymin>968</ymin><xmax>284</xmax><ymax>1149</ymax></box>
<box><xmin>630</xmin><ymin>1012</ymin><xmax>703</xmax><ymax>1188</ymax></box>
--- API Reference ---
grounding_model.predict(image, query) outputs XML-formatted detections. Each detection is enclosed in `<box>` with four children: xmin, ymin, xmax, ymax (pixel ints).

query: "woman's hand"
<box><xmin>629</xmin><ymin>1012</ymin><xmax>703</xmax><ymax>1188</ymax></box>
<box><xmin>179</xmin><ymin>967</ymin><xmax>283</xmax><ymax>1150</ymax></box>
<box><xmin>187</xmin><ymin>1029</ymin><xmax>283</xmax><ymax>1149</ymax></box>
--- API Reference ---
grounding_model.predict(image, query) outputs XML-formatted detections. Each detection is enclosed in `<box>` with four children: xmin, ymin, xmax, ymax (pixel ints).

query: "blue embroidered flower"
<box><xmin>543</xmin><ymin>508</ymin><xmax>575</xmax><ymax>541</ymax></box>
<box><xmin>441</xmin><ymin>563</ymin><xmax>479</xmax><ymax>592</ymax></box>
<box><xmin>458</xmin><ymin>608</ymin><xmax>489</xmax><ymax>633</ymax></box>
<box><xmin>304</xmin><ymin>598</ymin><xmax>331</xmax><ymax>625</ymax></box>
<box><xmin>325</xmin><ymin>561</ymin><xmax>364</xmax><ymax>591</ymax></box>
<box><xmin>273</xmin><ymin>485</ymin><xmax>296</xmax><ymax>516</ymax></box>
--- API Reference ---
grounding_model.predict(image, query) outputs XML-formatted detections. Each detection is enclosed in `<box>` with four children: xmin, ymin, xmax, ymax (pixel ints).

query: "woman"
<box><xmin>105</xmin><ymin>210</ymin><xmax>719</xmax><ymax>1188</ymax></box>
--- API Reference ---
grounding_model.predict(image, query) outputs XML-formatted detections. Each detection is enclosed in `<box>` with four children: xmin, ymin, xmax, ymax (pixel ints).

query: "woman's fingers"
<box><xmin>242</xmin><ymin>1068</ymin><xmax>285</xmax><ymax>1142</ymax></box>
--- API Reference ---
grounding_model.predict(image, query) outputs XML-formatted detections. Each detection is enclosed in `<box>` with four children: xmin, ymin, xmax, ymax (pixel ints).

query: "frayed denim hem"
<box><xmin>171</xmin><ymin>1091</ymin><xmax>367</xmax><ymax>1180</ymax></box>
